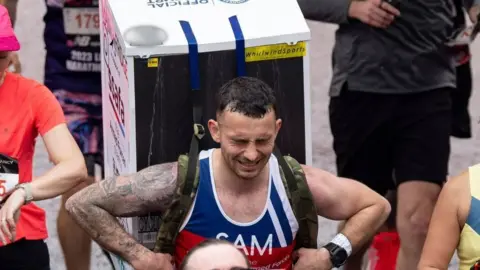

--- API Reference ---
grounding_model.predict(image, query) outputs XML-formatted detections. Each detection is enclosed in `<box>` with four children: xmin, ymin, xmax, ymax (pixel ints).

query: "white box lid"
<box><xmin>103</xmin><ymin>0</ymin><xmax>311</xmax><ymax>57</ymax></box>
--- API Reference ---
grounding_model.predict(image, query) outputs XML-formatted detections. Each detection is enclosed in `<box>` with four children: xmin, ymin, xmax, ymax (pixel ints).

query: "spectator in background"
<box><xmin>418</xmin><ymin>163</ymin><xmax>480</xmax><ymax>270</ymax></box>
<box><xmin>296</xmin><ymin>0</ymin><xmax>480</xmax><ymax>269</ymax></box>
<box><xmin>1</xmin><ymin>0</ymin><xmax>108</xmax><ymax>269</ymax></box>
<box><xmin>336</xmin><ymin>1</ymin><xmax>478</xmax><ymax>268</ymax></box>
<box><xmin>179</xmin><ymin>239</ymin><xmax>251</xmax><ymax>270</ymax></box>
<box><xmin>0</xmin><ymin>5</ymin><xmax>87</xmax><ymax>269</ymax></box>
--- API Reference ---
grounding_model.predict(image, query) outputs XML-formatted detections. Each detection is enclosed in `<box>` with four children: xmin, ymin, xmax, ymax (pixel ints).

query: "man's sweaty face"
<box><xmin>218</xmin><ymin>110</ymin><xmax>279</xmax><ymax>180</ymax></box>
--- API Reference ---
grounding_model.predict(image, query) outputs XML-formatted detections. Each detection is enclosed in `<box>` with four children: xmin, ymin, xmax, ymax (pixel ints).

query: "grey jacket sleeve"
<box><xmin>297</xmin><ymin>0</ymin><xmax>352</xmax><ymax>24</ymax></box>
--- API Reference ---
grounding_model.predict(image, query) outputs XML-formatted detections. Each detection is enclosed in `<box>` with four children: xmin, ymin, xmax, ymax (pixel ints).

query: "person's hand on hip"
<box><xmin>131</xmin><ymin>252</ymin><xmax>174</xmax><ymax>270</ymax></box>
<box><xmin>293</xmin><ymin>248</ymin><xmax>333</xmax><ymax>270</ymax></box>
<box><xmin>0</xmin><ymin>189</ymin><xmax>23</xmax><ymax>244</ymax></box>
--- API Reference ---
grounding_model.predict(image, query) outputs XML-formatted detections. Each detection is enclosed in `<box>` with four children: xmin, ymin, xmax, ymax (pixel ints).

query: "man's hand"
<box><xmin>469</xmin><ymin>5</ymin><xmax>480</xmax><ymax>24</ymax></box>
<box><xmin>293</xmin><ymin>248</ymin><xmax>332</xmax><ymax>270</ymax></box>
<box><xmin>348</xmin><ymin>0</ymin><xmax>401</xmax><ymax>28</ymax></box>
<box><xmin>131</xmin><ymin>252</ymin><xmax>174</xmax><ymax>270</ymax></box>
<box><xmin>0</xmin><ymin>189</ymin><xmax>23</xmax><ymax>245</ymax></box>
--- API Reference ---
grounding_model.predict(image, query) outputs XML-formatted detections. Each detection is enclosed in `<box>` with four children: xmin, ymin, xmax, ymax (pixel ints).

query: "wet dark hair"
<box><xmin>179</xmin><ymin>239</ymin><xmax>251</xmax><ymax>270</ymax></box>
<box><xmin>216</xmin><ymin>77</ymin><xmax>277</xmax><ymax>118</ymax></box>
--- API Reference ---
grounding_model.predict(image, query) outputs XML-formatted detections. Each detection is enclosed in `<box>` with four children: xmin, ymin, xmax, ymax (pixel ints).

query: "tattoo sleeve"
<box><xmin>65</xmin><ymin>162</ymin><xmax>178</xmax><ymax>264</ymax></box>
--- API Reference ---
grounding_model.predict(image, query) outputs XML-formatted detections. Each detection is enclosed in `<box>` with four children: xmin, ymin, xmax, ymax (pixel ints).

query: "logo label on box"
<box><xmin>245</xmin><ymin>41</ymin><xmax>306</xmax><ymax>62</ymax></box>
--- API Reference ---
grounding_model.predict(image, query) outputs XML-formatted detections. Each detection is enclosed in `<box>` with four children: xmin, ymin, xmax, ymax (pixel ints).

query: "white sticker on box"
<box><xmin>63</xmin><ymin>8</ymin><xmax>100</xmax><ymax>35</ymax></box>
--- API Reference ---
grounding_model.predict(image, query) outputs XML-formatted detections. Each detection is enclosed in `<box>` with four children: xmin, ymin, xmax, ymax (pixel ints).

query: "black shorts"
<box><xmin>0</xmin><ymin>239</ymin><xmax>50</xmax><ymax>270</ymax></box>
<box><xmin>329</xmin><ymin>85</ymin><xmax>452</xmax><ymax>195</ymax></box>
<box><xmin>451</xmin><ymin>60</ymin><xmax>472</xmax><ymax>139</ymax></box>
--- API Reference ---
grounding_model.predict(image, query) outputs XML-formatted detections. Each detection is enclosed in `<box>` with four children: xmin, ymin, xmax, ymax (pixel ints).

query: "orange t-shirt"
<box><xmin>0</xmin><ymin>72</ymin><xmax>66</xmax><ymax>247</ymax></box>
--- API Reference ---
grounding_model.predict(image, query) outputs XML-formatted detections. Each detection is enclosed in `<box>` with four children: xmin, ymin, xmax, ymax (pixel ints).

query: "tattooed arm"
<box><xmin>65</xmin><ymin>162</ymin><xmax>177</xmax><ymax>268</ymax></box>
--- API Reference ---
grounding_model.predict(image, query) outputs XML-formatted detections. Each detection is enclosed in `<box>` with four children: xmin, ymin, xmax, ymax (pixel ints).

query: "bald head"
<box><xmin>180</xmin><ymin>239</ymin><xmax>250</xmax><ymax>270</ymax></box>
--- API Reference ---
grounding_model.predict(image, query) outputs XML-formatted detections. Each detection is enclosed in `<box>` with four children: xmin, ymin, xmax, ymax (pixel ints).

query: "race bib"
<box><xmin>63</xmin><ymin>7</ymin><xmax>100</xmax><ymax>35</ymax></box>
<box><xmin>0</xmin><ymin>154</ymin><xmax>19</xmax><ymax>202</ymax></box>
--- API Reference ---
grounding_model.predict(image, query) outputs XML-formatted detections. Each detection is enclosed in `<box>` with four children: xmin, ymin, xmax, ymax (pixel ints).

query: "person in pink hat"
<box><xmin>1</xmin><ymin>0</ymin><xmax>112</xmax><ymax>269</ymax></box>
<box><xmin>0</xmin><ymin>8</ymin><xmax>17</xmax><ymax>50</ymax></box>
<box><xmin>0</xmin><ymin>5</ymin><xmax>88</xmax><ymax>269</ymax></box>
<box><xmin>1</xmin><ymin>0</ymin><xmax>110</xmax><ymax>268</ymax></box>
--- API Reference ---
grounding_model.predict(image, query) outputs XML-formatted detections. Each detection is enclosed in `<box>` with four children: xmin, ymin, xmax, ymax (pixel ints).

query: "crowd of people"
<box><xmin>0</xmin><ymin>0</ymin><xmax>478</xmax><ymax>269</ymax></box>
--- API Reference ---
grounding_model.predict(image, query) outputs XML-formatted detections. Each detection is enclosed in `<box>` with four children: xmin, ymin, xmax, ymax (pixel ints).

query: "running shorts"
<box><xmin>328</xmin><ymin>84</ymin><xmax>451</xmax><ymax>195</ymax></box>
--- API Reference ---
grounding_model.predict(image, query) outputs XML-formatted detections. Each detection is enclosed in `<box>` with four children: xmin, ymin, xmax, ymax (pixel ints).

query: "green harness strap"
<box><xmin>273</xmin><ymin>146</ymin><xmax>318</xmax><ymax>250</ymax></box>
<box><xmin>153</xmin><ymin>123</ymin><xmax>204</xmax><ymax>255</ymax></box>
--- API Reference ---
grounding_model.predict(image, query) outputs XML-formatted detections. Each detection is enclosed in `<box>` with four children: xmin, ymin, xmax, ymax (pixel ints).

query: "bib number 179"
<box><xmin>63</xmin><ymin>8</ymin><xmax>100</xmax><ymax>35</ymax></box>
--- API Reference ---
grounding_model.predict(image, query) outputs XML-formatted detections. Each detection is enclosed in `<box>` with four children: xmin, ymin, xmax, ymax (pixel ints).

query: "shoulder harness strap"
<box><xmin>153</xmin><ymin>124</ymin><xmax>204</xmax><ymax>255</ymax></box>
<box><xmin>273</xmin><ymin>145</ymin><xmax>318</xmax><ymax>250</ymax></box>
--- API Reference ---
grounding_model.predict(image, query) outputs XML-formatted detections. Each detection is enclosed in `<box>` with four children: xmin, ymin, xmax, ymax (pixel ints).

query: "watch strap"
<box><xmin>331</xmin><ymin>233</ymin><xmax>352</xmax><ymax>256</ymax></box>
<box><xmin>323</xmin><ymin>242</ymin><xmax>348</xmax><ymax>268</ymax></box>
<box><xmin>16</xmin><ymin>183</ymin><xmax>33</xmax><ymax>204</ymax></box>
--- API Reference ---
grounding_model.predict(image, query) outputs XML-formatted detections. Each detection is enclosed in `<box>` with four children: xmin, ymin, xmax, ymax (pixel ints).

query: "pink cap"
<box><xmin>0</xmin><ymin>5</ymin><xmax>19</xmax><ymax>52</ymax></box>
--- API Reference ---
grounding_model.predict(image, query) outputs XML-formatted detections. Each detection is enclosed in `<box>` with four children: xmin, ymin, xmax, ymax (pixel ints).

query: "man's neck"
<box><xmin>212</xmin><ymin>149</ymin><xmax>269</xmax><ymax>193</ymax></box>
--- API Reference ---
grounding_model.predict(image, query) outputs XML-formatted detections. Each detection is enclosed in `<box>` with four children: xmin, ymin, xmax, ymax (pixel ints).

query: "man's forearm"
<box><xmin>64</xmin><ymin>163</ymin><xmax>178</xmax><ymax>267</ymax></box>
<box><xmin>66</xmin><ymin>190</ymin><xmax>151</xmax><ymax>265</ymax></box>
<box><xmin>340</xmin><ymin>202</ymin><xmax>390</xmax><ymax>254</ymax></box>
<box><xmin>297</xmin><ymin>0</ymin><xmax>352</xmax><ymax>24</ymax></box>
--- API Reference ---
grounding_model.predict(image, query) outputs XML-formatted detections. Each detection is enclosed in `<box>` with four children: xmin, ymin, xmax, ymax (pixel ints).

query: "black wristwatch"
<box><xmin>323</xmin><ymin>242</ymin><xmax>348</xmax><ymax>268</ymax></box>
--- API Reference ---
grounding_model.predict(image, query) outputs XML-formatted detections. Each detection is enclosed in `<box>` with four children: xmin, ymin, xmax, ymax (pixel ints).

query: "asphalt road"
<box><xmin>13</xmin><ymin>0</ymin><xmax>480</xmax><ymax>269</ymax></box>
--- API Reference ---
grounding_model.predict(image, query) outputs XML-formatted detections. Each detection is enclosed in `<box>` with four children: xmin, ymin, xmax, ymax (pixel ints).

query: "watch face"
<box><xmin>333</xmin><ymin>248</ymin><xmax>348</xmax><ymax>266</ymax></box>
<box><xmin>325</xmin><ymin>243</ymin><xmax>348</xmax><ymax>267</ymax></box>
